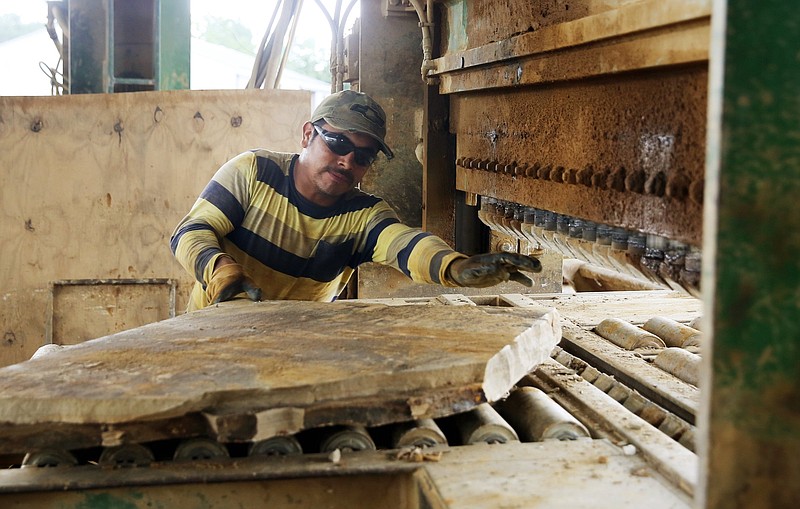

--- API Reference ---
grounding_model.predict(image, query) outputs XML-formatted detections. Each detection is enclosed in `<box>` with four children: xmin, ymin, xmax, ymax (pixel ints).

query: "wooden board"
<box><xmin>524</xmin><ymin>290</ymin><xmax>703</xmax><ymax>327</ymax></box>
<box><xmin>0</xmin><ymin>300</ymin><xmax>559</xmax><ymax>453</ymax></box>
<box><xmin>0</xmin><ymin>442</ymin><xmax>689</xmax><ymax>508</ymax></box>
<box><xmin>0</xmin><ymin>89</ymin><xmax>311</xmax><ymax>366</ymax></box>
<box><xmin>424</xmin><ymin>439</ymin><xmax>691</xmax><ymax>508</ymax></box>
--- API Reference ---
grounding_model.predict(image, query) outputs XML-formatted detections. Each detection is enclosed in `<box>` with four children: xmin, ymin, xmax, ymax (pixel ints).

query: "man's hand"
<box><xmin>447</xmin><ymin>253</ymin><xmax>543</xmax><ymax>288</ymax></box>
<box><xmin>206</xmin><ymin>260</ymin><xmax>262</xmax><ymax>304</ymax></box>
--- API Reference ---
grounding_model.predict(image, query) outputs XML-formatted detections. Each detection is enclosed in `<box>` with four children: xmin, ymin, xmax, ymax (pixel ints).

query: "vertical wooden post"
<box><xmin>421</xmin><ymin>2</ymin><xmax>457</xmax><ymax>247</ymax></box>
<box><xmin>699</xmin><ymin>0</ymin><xmax>800</xmax><ymax>506</ymax></box>
<box><xmin>422</xmin><ymin>81</ymin><xmax>456</xmax><ymax>246</ymax></box>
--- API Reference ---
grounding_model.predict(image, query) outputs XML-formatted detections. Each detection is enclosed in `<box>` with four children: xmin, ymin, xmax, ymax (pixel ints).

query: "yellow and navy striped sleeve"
<box><xmin>171</xmin><ymin>150</ymin><xmax>465</xmax><ymax>310</ymax></box>
<box><xmin>365</xmin><ymin>203</ymin><xmax>465</xmax><ymax>286</ymax></box>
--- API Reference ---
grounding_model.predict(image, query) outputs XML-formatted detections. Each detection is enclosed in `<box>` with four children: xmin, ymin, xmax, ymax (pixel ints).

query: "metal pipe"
<box><xmin>173</xmin><ymin>438</ymin><xmax>229</xmax><ymax>461</ymax></box>
<box><xmin>99</xmin><ymin>443</ymin><xmax>154</xmax><ymax>467</ymax></box>
<box><xmin>319</xmin><ymin>425</ymin><xmax>376</xmax><ymax>453</ymax></box>
<box><xmin>409</xmin><ymin>0</ymin><xmax>436</xmax><ymax>84</ymax></box>
<box><xmin>595</xmin><ymin>318</ymin><xmax>667</xmax><ymax>350</ymax></box>
<box><xmin>22</xmin><ymin>448</ymin><xmax>77</xmax><ymax>468</ymax></box>
<box><xmin>654</xmin><ymin>348</ymin><xmax>701</xmax><ymax>386</ymax></box>
<box><xmin>391</xmin><ymin>419</ymin><xmax>447</xmax><ymax>448</ymax></box>
<box><xmin>495</xmin><ymin>387</ymin><xmax>590</xmax><ymax>441</ymax></box>
<box><xmin>643</xmin><ymin>316</ymin><xmax>702</xmax><ymax>348</ymax></box>
<box><xmin>452</xmin><ymin>403</ymin><xmax>518</xmax><ymax>445</ymax></box>
<box><xmin>249</xmin><ymin>436</ymin><xmax>303</xmax><ymax>456</ymax></box>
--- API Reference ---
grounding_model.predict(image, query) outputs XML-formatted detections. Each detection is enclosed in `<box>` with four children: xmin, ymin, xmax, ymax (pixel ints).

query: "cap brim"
<box><xmin>371</xmin><ymin>136</ymin><xmax>394</xmax><ymax>160</ymax></box>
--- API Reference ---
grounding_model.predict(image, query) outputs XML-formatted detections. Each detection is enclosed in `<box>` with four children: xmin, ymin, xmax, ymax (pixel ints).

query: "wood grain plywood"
<box><xmin>0</xmin><ymin>300</ymin><xmax>559</xmax><ymax>450</ymax></box>
<box><xmin>523</xmin><ymin>290</ymin><xmax>702</xmax><ymax>327</ymax></box>
<box><xmin>0</xmin><ymin>89</ymin><xmax>311</xmax><ymax>366</ymax></box>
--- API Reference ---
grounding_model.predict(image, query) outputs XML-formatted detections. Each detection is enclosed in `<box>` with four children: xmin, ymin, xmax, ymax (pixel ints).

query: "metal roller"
<box><xmin>454</xmin><ymin>403</ymin><xmax>519</xmax><ymax>445</ymax></box>
<box><xmin>642</xmin><ymin>316</ymin><xmax>702</xmax><ymax>348</ymax></box>
<box><xmin>99</xmin><ymin>443</ymin><xmax>154</xmax><ymax>468</ymax></box>
<box><xmin>495</xmin><ymin>387</ymin><xmax>590</xmax><ymax>442</ymax></box>
<box><xmin>678</xmin><ymin>427</ymin><xmax>696</xmax><ymax>452</ymax></box>
<box><xmin>391</xmin><ymin>419</ymin><xmax>448</xmax><ymax>449</ymax></box>
<box><xmin>21</xmin><ymin>448</ymin><xmax>78</xmax><ymax>468</ymax></box>
<box><xmin>173</xmin><ymin>438</ymin><xmax>230</xmax><ymax>461</ymax></box>
<box><xmin>654</xmin><ymin>347</ymin><xmax>701</xmax><ymax>386</ymax></box>
<box><xmin>658</xmin><ymin>413</ymin><xmax>690</xmax><ymax>440</ymax></box>
<box><xmin>595</xmin><ymin>318</ymin><xmax>666</xmax><ymax>350</ymax></box>
<box><xmin>319</xmin><ymin>425</ymin><xmax>376</xmax><ymax>453</ymax></box>
<box><xmin>249</xmin><ymin>436</ymin><xmax>303</xmax><ymax>457</ymax></box>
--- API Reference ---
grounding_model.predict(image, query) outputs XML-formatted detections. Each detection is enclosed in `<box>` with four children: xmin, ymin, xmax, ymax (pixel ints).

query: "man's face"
<box><xmin>295</xmin><ymin>122</ymin><xmax>380</xmax><ymax>207</ymax></box>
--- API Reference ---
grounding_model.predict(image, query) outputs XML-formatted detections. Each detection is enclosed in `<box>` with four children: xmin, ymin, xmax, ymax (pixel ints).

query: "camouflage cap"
<box><xmin>311</xmin><ymin>90</ymin><xmax>394</xmax><ymax>160</ymax></box>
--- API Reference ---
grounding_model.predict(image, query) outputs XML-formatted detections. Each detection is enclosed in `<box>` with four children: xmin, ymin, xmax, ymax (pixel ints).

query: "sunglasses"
<box><xmin>313</xmin><ymin>125</ymin><xmax>379</xmax><ymax>167</ymax></box>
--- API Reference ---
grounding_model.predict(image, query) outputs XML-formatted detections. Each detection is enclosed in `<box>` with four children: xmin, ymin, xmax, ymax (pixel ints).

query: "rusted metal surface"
<box><xmin>435</xmin><ymin>22</ymin><xmax>709</xmax><ymax>95</ymax></box>
<box><xmin>439</xmin><ymin>0</ymin><xmax>601</xmax><ymax>54</ymax></box>
<box><xmin>427</xmin><ymin>0</ymin><xmax>708</xmax><ymax>256</ymax></box>
<box><xmin>435</xmin><ymin>0</ymin><xmax>710</xmax><ymax>76</ymax></box>
<box><xmin>448</xmin><ymin>63</ymin><xmax>707</xmax><ymax>245</ymax></box>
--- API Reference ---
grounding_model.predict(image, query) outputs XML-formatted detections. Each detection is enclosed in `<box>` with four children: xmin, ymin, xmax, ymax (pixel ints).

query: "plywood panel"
<box><xmin>49</xmin><ymin>279</ymin><xmax>176</xmax><ymax>345</ymax></box>
<box><xmin>0</xmin><ymin>300</ymin><xmax>560</xmax><ymax>453</ymax></box>
<box><xmin>425</xmin><ymin>439</ymin><xmax>691</xmax><ymax>508</ymax></box>
<box><xmin>0</xmin><ymin>89</ymin><xmax>312</xmax><ymax>366</ymax></box>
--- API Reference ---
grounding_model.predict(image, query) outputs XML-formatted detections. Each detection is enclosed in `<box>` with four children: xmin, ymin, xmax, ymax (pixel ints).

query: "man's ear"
<box><xmin>300</xmin><ymin>121</ymin><xmax>315</xmax><ymax>148</ymax></box>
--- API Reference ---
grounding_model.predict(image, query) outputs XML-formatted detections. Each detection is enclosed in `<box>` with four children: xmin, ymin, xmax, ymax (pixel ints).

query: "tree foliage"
<box><xmin>286</xmin><ymin>36</ymin><xmax>331</xmax><ymax>83</ymax></box>
<box><xmin>0</xmin><ymin>13</ymin><xmax>42</xmax><ymax>43</ymax></box>
<box><xmin>199</xmin><ymin>16</ymin><xmax>256</xmax><ymax>55</ymax></box>
<box><xmin>196</xmin><ymin>16</ymin><xmax>330</xmax><ymax>84</ymax></box>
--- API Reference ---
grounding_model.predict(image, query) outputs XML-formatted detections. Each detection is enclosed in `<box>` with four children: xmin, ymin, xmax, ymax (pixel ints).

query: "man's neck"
<box><xmin>292</xmin><ymin>159</ymin><xmax>339</xmax><ymax>208</ymax></box>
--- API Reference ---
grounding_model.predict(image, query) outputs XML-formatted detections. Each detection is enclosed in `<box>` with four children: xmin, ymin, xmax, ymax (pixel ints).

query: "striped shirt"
<box><xmin>171</xmin><ymin>150</ymin><xmax>465</xmax><ymax>310</ymax></box>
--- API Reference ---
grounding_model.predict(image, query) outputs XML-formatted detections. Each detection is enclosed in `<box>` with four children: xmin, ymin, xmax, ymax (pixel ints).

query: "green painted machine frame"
<box><xmin>68</xmin><ymin>0</ymin><xmax>190</xmax><ymax>93</ymax></box>
<box><xmin>699</xmin><ymin>0</ymin><xmax>800</xmax><ymax>506</ymax></box>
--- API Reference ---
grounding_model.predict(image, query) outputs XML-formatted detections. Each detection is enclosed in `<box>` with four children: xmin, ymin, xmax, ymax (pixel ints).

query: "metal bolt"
<box><xmin>624</xmin><ymin>169</ymin><xmax>645</xmax><ymax>193</ymax></box>
<box><xmin>645</xmin><ymin>171</ymin><xmax>667</xmax><ymax>197</ymax></box>
<box><xmin>591</xmin><ymin>167</ymin><xmax>609</xmax><ymax>189</ymax></box>
<box><xmin>666</xmin><ymin>173</ymin><xmax>690</xmax><ymax>201</ymax></box>
<box><xmin>565</xmin><ymin>168</ymin><xmax>579</xmax><ymax>184</ymax></box>
<box><xmin>577</xmin><ymin>165</ymin><xmax>594</xmax><ymax>186</ymax></box>
<box><xmin>689</xmin><ymin>179</ymin><xmax>704</xmax><ymax>205</ymax></box>
<box><xmin>608</xmin><ymin>167</ymin><xmax>627</xmax><ymax>192</ymax></box>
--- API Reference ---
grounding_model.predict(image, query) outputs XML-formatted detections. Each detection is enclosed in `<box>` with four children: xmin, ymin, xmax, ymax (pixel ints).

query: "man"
<box><xmin>171</xmin><ymin>90</ymin><xmax>541</xmax><ymax>311</ymax></box>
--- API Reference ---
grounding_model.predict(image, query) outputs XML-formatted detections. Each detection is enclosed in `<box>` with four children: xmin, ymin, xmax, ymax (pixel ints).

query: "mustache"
<box><xmin>326</xmin><ymin>167</ymin><xmax>354</xmax><ymax>185</ymax></box>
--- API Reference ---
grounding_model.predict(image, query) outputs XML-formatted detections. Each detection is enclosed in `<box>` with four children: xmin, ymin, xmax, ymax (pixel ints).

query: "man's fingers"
<box><xmin>497</xmin><ymin>253</ymin><xmax>542</xmax><ymax>273</ymax></box>
<box><xmin>213</xmin><ymin>283</ymin><xmax>242</xmax><ymax>304</ymax></box>
<box><xmin>509</xmin><ymin>271</ymin><xmax>534</xmax><ymax>287</ymax></box>
<box><xmin>243</xmin><ymin>281</ymin><xmax>263</xmax><ymax>302</ymax></box>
